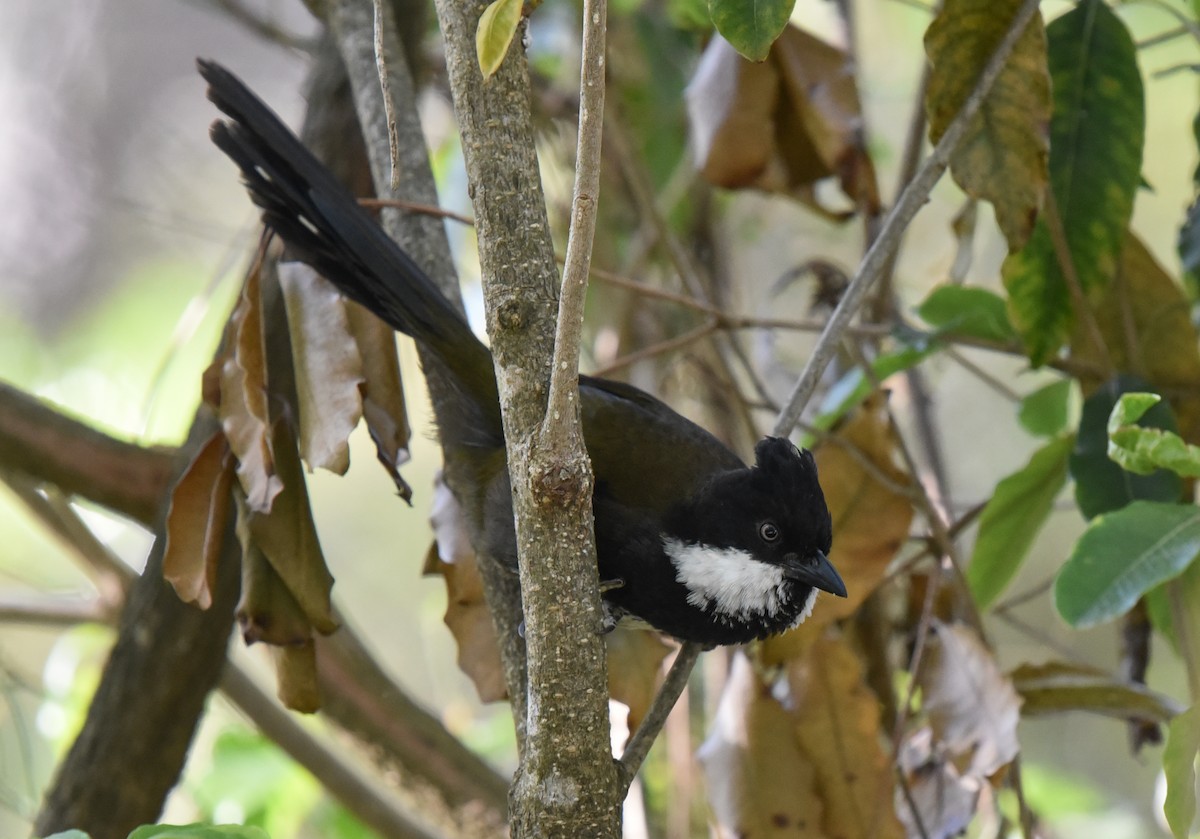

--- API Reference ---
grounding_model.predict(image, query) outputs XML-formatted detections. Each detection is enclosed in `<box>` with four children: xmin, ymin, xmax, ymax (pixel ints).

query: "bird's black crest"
<box><xmin>753</xmin><ymin>437</ymin><xmax>820</xmax><ymax>495</ymax></box>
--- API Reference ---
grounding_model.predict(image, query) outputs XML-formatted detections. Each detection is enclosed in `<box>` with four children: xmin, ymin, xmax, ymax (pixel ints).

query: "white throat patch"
<box><xmin>665</xmin><ymin>537</ymin><xmax>805</xmax><ymax>623</ymax></box>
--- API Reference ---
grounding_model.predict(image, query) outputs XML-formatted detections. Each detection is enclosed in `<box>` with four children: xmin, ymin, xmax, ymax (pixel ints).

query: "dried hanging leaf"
<box><xmin>163</xmin><ymin>431</ymin><xmax>234</xmax><ymax>609</ymax></box>
<box><xmin>762</xmin><ymin>394</ymin><xmax>913</xmax><ymax>664</ymax></box>
<box><xmin>918</xmin><ymin>622</ymin><xmax>1021</xmax><ymax>778</ymax></box>
<box><xmin>273</xmin><ymin>639</ymin><xmax>321</xmax><ymax>714</ymax></box>
<box><xmin>346</xmin><ymin>301</ymin><xmax>412</xmax><ymax>500</ymax></box>
<box><xmin>246</xmin><ymin>420</ymin><xmax>338</xmax><ymax>635</ymax></box>
<box><xmin>789</xmin><ymin>635</ymin><xmax>905</xmax><ymax>839</ymax></box>
<box><xmin>278</xmin><ymin>263</ymin><xmax>365</xmax><ymax>476</ymax></box>
<box><xmin>924</xmin><ymin>0</ymin><xmax>1050</xmax><ymax>251</ymax></box>
<box><xmin>221</xmin><ymin>259</ymin><xmax>283</xmax><ymax>513</ymax></box>
<box><xmin>476</xmin><ymin>0</ymin><xmax>522</xmax><ymax>79</ymax></box>
<box><xmin>895</xmin><ymin>728</ymin><xmax>981</xmax><ymax>839</ymax></box>
<box><xmin>686</xmin><ymin>27</ymin><xmax>876</xmax><ymax>215</ymax></box>
<box><xmin>235</xmin><ymin>490</ymin><xmax>314</xmax><ymax>647</ymax></box>
<box><xmin>698</xmin><ymin>655</ymin><xmax>825</xmax><ymax>838</ymax></box>
<box><xmin>606</xmin><ymin>628</ymin><xmax>671</xmax><ymax>734</ymax></box>
<box><xmin>424</xmin><ymin>473</ymin><xmax>506</xmax><ymax>701</ymax></box>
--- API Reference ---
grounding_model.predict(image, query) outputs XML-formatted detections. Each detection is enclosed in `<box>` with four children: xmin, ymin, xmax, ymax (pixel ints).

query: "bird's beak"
<box><xmin>781</xmin><ymin>551</ymin><xmax>847</xmax><ymax>598</ymax></box>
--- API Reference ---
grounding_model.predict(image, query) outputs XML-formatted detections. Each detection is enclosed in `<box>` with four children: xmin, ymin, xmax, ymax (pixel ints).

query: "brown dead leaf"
<box><xmin>789</xmin><ymin>635</ymin><xmax>905</xmax><ymax>839</ymax></box>
<box><xmin>919</xmin><ymin>622</ymin><xmax>1021</xmax><ymax>778</ymax></box>
<box><xmin>346</xmin><ymin>301</ymin><xmax>412</xmax><ymax>500</ymax></box>
<box><xmin>246</xmin><ymin>420</ymin><xmax>338</xmax><ymax>635</ymax></box>
<box><xmin>424</xmin><ymin>473</ymin><xmax>506</xmax><ymax>701</ymax></box>
<box><xmin>895</xmin><ymin>728</ymin><xmax>981</xmax><ymax>839</ymax></box>
<box><xmin>235</xmin><ymin>490</ymin><xmax>314</xmax><ymax>646</ymax></box>
<box><xmin>273</xmin><ymin>639</ymin><xmax>321</xmax><ymax>714</ymax></box>
<box><xmin>699</xmin><ymin>655</ymin><xmax>824</xmax><ymax>838</ymax></box>
<box><xmin>686</xmin><ymin>27</ymin><xmax>877</xmax><ymax>215</ymax></box>
<box><xmin>163</xmin><ymin>431</ymin><xmax>234</xmax><ymax>609</ymax></box>
<box><xmin>606</xmin><ymin>628</ymin><xmax>671</xmax><ymax>734</ymax></box>
<box><xmin>221</xmin><ymin>259</ymin><xmax>283</xmax><ymax>513</ymax></box>
<box><xmin>1070</xmin><ymin>231</ymin><xmax>1200</xmax><ymax>443</ymax></box>
<box><xmin>761</xmin><ymin>394</ymin><xmax>913</xmax><ymax>664</ymax></box>
<box><xmin>278</xmin><ymin>263</ymin><xmax>365</xmax><ymax>476</ymax></box>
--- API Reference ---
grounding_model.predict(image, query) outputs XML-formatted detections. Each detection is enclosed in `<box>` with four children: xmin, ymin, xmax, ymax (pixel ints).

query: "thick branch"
<box><xmin>0</xmin><ymin>382</ymin><xmax>174</xmax><ymax>527</ymax></box>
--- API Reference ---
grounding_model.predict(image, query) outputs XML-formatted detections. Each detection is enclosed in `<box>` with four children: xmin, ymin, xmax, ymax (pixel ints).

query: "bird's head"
<box><xmin>665</xmin><ymin>437</ymin><xmax>844</xmax><ymax>600</ymax></box>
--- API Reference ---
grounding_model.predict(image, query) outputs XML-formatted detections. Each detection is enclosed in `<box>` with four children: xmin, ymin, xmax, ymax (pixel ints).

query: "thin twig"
<box><xmin>359</xmin><ymin>197</ymin><xmax>475</xmax><ymax>226</ymax></box>
<box><xmin>592</xmin><ymin>319</ymin><xmax>719</xmax><ymax>378</ymax></box>
<box><xmin>544</xmin><ymin>0</ymin><xmax>608</xmax><ymax>445</ymax></box>
<box><xmin>618</xmin><ymin>641</ymin><xmax>702</xmax><ymax>789</ymax></box>
<box><xmin>944</xmin><ymin>347</ymin><xmax>1022</xmax><ymax>402</ymax></box>
<box><xmin>373</xmin><ymin>0</ymin><xmax>402</xmax><ymax>191</ymax></box>
<box><xmin>773</xmin><ymin>0</ymin><xmax>1044</xmax><ymax>437</ymax></box>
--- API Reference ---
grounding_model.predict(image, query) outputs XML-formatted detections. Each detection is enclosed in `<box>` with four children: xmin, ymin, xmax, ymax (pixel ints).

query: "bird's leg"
<box><xmin>598</xmin><ymin>577</ymin><xmax>625</xmax><ymax>634</ymax></box>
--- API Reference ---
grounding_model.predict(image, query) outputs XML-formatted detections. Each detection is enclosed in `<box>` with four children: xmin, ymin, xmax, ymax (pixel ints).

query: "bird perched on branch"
<box><xmin>199</xmin><ymin>59</ymin><xmax>845</xmax><ymax>647</ymax></box>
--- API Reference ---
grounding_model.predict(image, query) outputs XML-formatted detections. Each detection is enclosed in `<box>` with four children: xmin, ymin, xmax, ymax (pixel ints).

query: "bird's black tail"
<box><xmin>199</xmin><ymin>59</ymin><xmax>501</xmax><ymax>443</ymax></box>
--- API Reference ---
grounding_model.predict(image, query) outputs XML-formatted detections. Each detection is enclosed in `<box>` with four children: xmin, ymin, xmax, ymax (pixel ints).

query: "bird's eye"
<box><xmin>758</xmin><ymin>521</ymin><xmax>780</xmax><ymax>543</ymax></box>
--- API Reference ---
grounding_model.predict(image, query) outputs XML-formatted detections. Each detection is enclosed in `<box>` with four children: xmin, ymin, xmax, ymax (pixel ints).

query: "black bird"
<box><xmin>199</xmin><ymin>60</ymin><xmax>846</xmax><ymax>647</ymax></box>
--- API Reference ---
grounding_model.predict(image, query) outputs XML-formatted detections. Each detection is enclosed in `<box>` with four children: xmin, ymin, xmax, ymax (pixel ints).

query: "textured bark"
<box><xmin>429</xmin><ymin>0</ymin><xmax>621</xmax><ymax>835</ymax></box>
<box><xmin>32</xmin><ymin>413</ymin><xmax>241</xmax><ymax>839</ymax></box>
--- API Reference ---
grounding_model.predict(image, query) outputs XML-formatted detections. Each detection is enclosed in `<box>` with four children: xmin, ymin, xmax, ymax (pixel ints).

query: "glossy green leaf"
<box><xmin>128</xmin><ymin>826</ymin><xmax>270</xmax><ymax>839</ymax></box>
<box><xmin>917</xmin><ymin>285</ymin><xmax>1016</xmax><ymax>343</ymax></box>
<box><xmin>476</xmin><ymin>0</ymin><xmax>523</xmax><ymax>79</ymax></box>
<box><xmin>1108</xmin><ymin>393</ymin><xmax>1200</xmax><ymax>477</ymax></box>
<box><xmin>1001</xmin><ymin>0</ymin><xmax>1145</xmax><ymax>365</ymax></box>
<box><xmin>968</xmin><ymin>435</ymin><xmax>1072</xmax><ymax>609</ymax></box>
<box><xmin>1164</xmin><ymin>705</ymin><xmax>1200</xmax><ymax>839</ymax></box>
<box><xmin>1054</xmin><ymin>501</ymin><xmax>1200</xmax><ymax>628</ymax></box>
<box><xmin>924</xmin><ymin>0</ymin><xmax>1050</xmax><ymax>250</ymax></box>
<box><xmin>1069</xmin><ymin>377</ymin><xmax>1181</xmax><ymax>520</ymax></box>
<box><xmin>709</xmin><ymin>0</ymin><xmax>794</xmax><ymax>61</ymax></box>
<box><xmin>1018</xmin><ymin>379</ymin><xmax>1073</xmax><ymax>437</ymax></box>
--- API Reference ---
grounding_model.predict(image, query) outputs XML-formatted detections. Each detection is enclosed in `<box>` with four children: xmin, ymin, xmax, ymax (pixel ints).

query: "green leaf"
<box><xmin>1054</xmin><ymin>501</ymin><xmax>1200</xmax><ymax>628</ymax></box>
<box><xmin>1164</xmin><ymin>705</ymin><xmax>1200</xmax><ymax>839</ymax></box>
<box><xmin>1018</xmin><ymin>379</ymin><xmax>1073</xmax><ymax>437</ymax></box>
<box><xmin>708</xmin><ymin>0</ymin><xmax>794</xmax><ymax>61</ymax></box>
<box><xmin>476</xmin><ymin>0</ymin><xmax>523</xmax><ymax>79</ymax></box>
<box><xmin>41</xmin><ymin>833</ymin><xmax>91</xmax><ymax>839</ymax></box>
<box><xmin>916</xmin><ymin>285</ymin><xmax>1016</xmax><ymax>343</ymax></box>
<box><xmin>968</xmin><ymin>435</ymin><xmax>1072</xmax><ymax>609</ymax></box>
<box><xmin>128</xmin><ymin>826</ymin><xmax>270</xmax><ymax>839</ymax></box>
<box><xmin>811</xmin><ymin>343</ymin><xmax>935</xmax><ymax>433</ymax></box>
<box><xmin>924</xmin><ymin>0</ymin><xmax>1050</xmax><ymax>250</ymax></box>
<box><xmin>1108</xmin><ymin>393</ymin><xmax>1200</xmax><ymax>478</ymax></box>
<box><xmin>1001</xmin><ymin>0</ymin><xmax>1145</xmax><ymax>366</ymax></box>
<box><xmin>1069</xmin><ymin>376</ymin><xmax>1182</xmax><ymax>520</ymax></box>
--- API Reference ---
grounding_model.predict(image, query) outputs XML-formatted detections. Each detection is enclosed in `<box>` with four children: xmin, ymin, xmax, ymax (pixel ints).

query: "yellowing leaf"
<box><xmin>925</xmin><ymin>0</ymin><xmax>1050</xmax><ymax>250</ymax></box>
<box><xmin>163</xmin><ymin>431</ymin><xmax>234</xmax><ymax>610</ymax></box>
<box><xmin>476</xmin><ymin>0</ymin><xmax>523</xmax><ymax>80</ymax></box>
<box><xmin>247</xmin><ymin>421</ymin><xmax>338</xmax><ymax>635</ymax></box>
<box><xmin>789</xmin><ymin>636</ymin><xmax>904</xmax><ymax>839</ymax></box>
<box><xmin>278</xmin><ymin>263</ymin><xmax>365</xmax><ymax>476</ymax></box>
<box><xmin>273</xmin><ymin>639</ymin><xmax>321</xmax><ymax>714</ymax></box>
<box><xmin>1071</xmin><ymin>233</ymin><xmax>1200</xmax><ymax>445</ymax></box>
<box><xmin>698</xmin><ymin>655</ymin><xmax>824</xmax><ymax>838</ymax></box>
<box><xmin>221</xmin><ymin>261</ymin><xmax>282</xmax><ymax>513</ymax></box>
